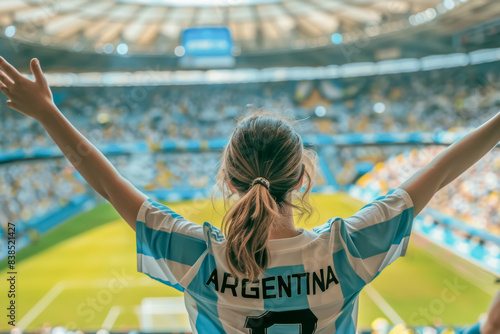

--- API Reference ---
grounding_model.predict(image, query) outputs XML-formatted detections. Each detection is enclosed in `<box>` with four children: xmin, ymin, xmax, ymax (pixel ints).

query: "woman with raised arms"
<box><xmin>1</xmin><ymin>57</ymin><xmax>499</xmax><ymax>333</ymax></box>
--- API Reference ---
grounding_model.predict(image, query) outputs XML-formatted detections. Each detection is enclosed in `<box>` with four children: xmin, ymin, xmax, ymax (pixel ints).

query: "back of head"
<box><xmin>217</xmin><ymin>112</ymin><xmax>316</xmax><ymax>280</ymax></box>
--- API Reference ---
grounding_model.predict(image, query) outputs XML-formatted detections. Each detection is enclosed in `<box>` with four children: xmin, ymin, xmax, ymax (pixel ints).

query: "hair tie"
<box><xmin>251</xmin><ymin>177</ymin><xmax>270</xmax><ymax>190</ymax></box>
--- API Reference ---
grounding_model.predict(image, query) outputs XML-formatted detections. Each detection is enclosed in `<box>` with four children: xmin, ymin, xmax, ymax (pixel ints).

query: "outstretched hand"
<box><xmin>0</xmin><ymin>57</ymin><xmax>56</xmax><ymax>122</ymax></box>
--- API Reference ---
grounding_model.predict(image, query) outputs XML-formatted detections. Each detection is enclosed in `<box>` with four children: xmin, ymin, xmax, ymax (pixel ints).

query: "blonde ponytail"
<box><xmin>224</xmin><ymin>179</ymin><xmax>280</xmax><ymax>280</ymax></box>
<box><xmin>217</xmin><ymin>112</ymin><xmax>316</xmax><ymax>280</ymax></box>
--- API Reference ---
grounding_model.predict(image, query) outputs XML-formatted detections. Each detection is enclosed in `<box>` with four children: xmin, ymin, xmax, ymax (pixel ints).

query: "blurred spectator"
<box><xmin>0</xmin><ymin>159</ymin><xmax>86</xmax><ymax>234</ymax></box>
<box><xmin>1</xmin><ymin>62</ymin><xmax>500</xmax><ymax>150</ymax></box>
<box><xmin>356</xmin><ymin>146</ymin><xmax>500</xmax><ymax>235</ymax></box>
<box><xmin>2</xmin><ymin>61</ymin><xmax>500</xmax><ymax>253</ymax></box>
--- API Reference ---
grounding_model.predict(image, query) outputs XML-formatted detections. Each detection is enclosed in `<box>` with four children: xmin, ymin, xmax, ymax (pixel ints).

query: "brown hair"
<box><xmin>217</xmin><ymin>112</ymin><xmax>317</xmax><ymax>280</ymax></box>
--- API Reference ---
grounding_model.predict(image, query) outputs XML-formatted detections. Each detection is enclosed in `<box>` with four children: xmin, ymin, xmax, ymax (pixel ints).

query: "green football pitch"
<box><xmin>1</xmin><ymin>193</ymin><xmax>497</xmax><ymax>332</ymax></box>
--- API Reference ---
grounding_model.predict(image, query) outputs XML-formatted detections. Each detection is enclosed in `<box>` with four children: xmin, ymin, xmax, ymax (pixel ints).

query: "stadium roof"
<box><xmin>0</xmin><ymin>0</ymin><xmax>466</xmax><ymax>55</ymax></box>
<box><xmin>1</xmin><ymin>0</ymin><xmax>500</xmax><ymax>71</ymax></box>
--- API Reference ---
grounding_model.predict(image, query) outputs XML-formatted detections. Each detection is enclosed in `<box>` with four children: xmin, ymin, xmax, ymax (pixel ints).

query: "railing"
<box><xmin>2</xmin><ymin>130</ymin><xmax>493</xmax><ymax>164</ymax></box>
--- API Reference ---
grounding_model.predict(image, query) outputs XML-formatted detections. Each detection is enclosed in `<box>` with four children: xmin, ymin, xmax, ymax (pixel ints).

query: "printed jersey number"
<box><xmin>245</xmin><ymin>309</ymin><xmax>318</xmax><ymax>334</ymax></box>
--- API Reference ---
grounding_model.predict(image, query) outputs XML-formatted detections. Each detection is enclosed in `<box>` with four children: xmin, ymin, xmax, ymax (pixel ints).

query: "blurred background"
<box><xmin>1</xmin><ymin>0</ymin><xmax>500</xmax><ymax>333</ymax></box>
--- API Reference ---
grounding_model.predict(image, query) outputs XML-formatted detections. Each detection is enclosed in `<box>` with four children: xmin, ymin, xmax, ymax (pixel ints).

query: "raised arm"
<box><xmin>400</xmin><ymin>111</ymin><xmax>500</xmax><ymax>216</ymax></box>
<box><xmin>0</xmin><ymin>57</ymin><xmax>146</xmax><ymax>230</ymax></box>
<box><xmin>481</xmin><ymin>289</ymin><xmax>500</xmax><ymax>334</ymax></box>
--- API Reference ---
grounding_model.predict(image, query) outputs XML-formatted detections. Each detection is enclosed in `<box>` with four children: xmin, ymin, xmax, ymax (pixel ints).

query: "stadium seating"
<box><xmin>1</xmin><ymin>62</ymin><xmax>500</xmax><ymax>151</ymax></box>
<box><xmin>1</xmin><ymin>61</ymin><xmax>500</xmax><ymax>266</ymax></box>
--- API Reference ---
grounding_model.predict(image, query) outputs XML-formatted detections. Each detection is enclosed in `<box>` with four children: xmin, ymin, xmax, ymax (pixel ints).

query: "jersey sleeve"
<box><xmin>136</xmin><ymin>198</ymin><xmax>208</xmax><ymax>292</ymax></box>
<box><xmin>337</xmin><ymin>188</ymin><xmax>415</xmax><ymax>283</ymax></box>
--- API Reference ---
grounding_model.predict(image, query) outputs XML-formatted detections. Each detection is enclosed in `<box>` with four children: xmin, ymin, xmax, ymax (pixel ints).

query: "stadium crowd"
<box><xmin>2</xmin><ymin>61</ymin><xmax>500</xmax><ymax>257</ymax></box>
<box><xmin>356</xmin><ymin>146</ymin><xmax>500</xmax><ymax>235</ymax></box>
<box><xmin>0</xmin><ymin>159</ymin><xmax>86</xmax><ymax>236</ymax></box>
<box><xmin>110</xmin><ymin>152</ymin><xmax>220</xmax><ymax>191</ymax></box>
<box><xmin>0</xmin><ymin>151</ymin><xmax>224</xmax><ymax>236</ymax></box>
<box><xmin>1</xmin><ymin>62</ymin><xmax>500</xmax><ymax>150</ymax></box>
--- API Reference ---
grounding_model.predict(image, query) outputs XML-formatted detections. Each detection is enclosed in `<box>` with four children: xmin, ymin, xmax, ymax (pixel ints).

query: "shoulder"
<box><xmin>203</xmin><ymin>221</ymin><xmax>225</xmax><ymax>241</ymax></box>
<box><xmin>137</xmin><ymin>198</ymin><xmax>206</xmax><ymax>242</ymax></box>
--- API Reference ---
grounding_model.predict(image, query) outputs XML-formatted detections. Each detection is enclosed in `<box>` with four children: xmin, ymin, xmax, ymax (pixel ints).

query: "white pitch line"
<box><xmin>102</xmin><ymin>306</ymin><xmax>122</xmax><ymax>330</ymax></box>
<box><xmin>17</xmin><ymin>282</ymin><xmax>66</xmax><ymax>330</ymax></box>
<box><xmin>364</xmin><ymin>284</ymin><xmax>405</xmax><ymax>325</ymax></box>
<box><xmin>134</xmin><ymin>305</ymin><xmax>144</xmax><ymax>329</ymax></box>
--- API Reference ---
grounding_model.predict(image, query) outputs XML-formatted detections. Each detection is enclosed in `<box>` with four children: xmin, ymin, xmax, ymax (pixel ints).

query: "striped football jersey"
<box><xmin>136</xmin><ymin>188</ymin><xmax>415</xmax><ymax>333</ymax></box>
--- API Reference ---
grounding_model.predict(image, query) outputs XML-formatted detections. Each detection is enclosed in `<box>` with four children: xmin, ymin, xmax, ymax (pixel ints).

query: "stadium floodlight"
<box><xmin>331</xmin><ymin>33</ymin><xmax>343</xmax><ymax>45</ymax></box>
<box><xmin>415</xmin><ymin>12</ymin><xmax>427</xmax><ymax>24</ymax></box>
<box><xmin>425</xmin><ymin>8</ymin><xmax>437</xmax><ymax>20</ymax></box>
<box><xmin>409</xmin><ymin>15</ymin><xmax>417</xmax><ymax>26</ymax></box>
<box><xmin>103</xmin><ymin>43</ymin><xmax>114</xmax><ymax>54</ymax></box>
<box><xmin>117</xmin><ymin>43</ymin><xmax>129</xmax><ymax>55</ymax></box>
<box><xmin>436</xmin><ymin>3</ymin><xmax>447</xmax><ymax>14</ymax></box>
<box><xmin>443</xmin><ymin>0</ymin><xmax>456</xmax><ymax>10</ymax></box>
<box><xmin>174</xmin><ymin>46</ymin><xmax>186</xmax><ymax>57</ymax></box>
<box><xmin>5</xmin><ymin>25</ymin><xmax>16</xmax><ymax>38</ymax></box>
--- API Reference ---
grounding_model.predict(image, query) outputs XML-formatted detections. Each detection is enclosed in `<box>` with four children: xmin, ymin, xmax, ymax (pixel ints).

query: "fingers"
<box><xmin>0</xmin><ymin>71</ymin><xmax>13</xmax><ymax>98</ymax></box>
<box><xmin>0</xmin><ymin>86</ymin><xmax>11</xmax><ymax>98</ymax></box>
<box><xmin>0</xmin><ymin>70</ymin><xmax>14</xmax><ymax>87</ymax></box>
<box><xmin>6</xmin><ymin>100</ymin><xmax>17</xmax><ymax>110</ymax></box>
<box><xmin>30</xmin><ymin>58</ymin><xmax>46</xmax><ymax>85</ymax></box>
<box><xmin>0</xmin><ymin>56</ymin><xmax>22</xmax><ymax>81</ymax></box>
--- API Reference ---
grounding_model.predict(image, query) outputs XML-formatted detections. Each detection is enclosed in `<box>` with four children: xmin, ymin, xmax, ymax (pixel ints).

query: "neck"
<box><xmin>268</xmin><ymin>205</ymin><xmax>300</xmax><ymax>240</ymax></box>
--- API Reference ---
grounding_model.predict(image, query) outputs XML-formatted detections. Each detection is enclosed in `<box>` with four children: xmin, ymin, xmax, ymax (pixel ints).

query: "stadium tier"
<box><xmin>1</xmin><ymin>61</ymin><xmax>500</xmax><ymax>152</ymax></box>
<box><xmin>350</xmin><ymin>146</ymin><xmax>500</xmax><ymax>275</ymax></box>
<box><xmin>2</xmin><ymin>59</ymin><xmax>499</xmax><ymax>229</ymax></box>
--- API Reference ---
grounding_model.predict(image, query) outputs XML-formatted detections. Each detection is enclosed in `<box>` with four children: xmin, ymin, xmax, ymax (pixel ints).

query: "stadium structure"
<box><xmin>1</xmin><ymin>0</ymin><xmax>500</xmax><ymax>333</ymax></box>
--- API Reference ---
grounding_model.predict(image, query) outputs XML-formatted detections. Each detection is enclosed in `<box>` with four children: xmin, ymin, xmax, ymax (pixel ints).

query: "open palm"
<box><xmin>0</xmin><ymin>57</ymin><xmax>55</xmax><ymax>122</ymax></box>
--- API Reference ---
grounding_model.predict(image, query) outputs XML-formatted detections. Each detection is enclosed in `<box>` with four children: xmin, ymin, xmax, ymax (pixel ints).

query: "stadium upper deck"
<box><xmin>1</xmin><ymin>61</ymin><xmax>499</xmax><ymax>151</ymax></box>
